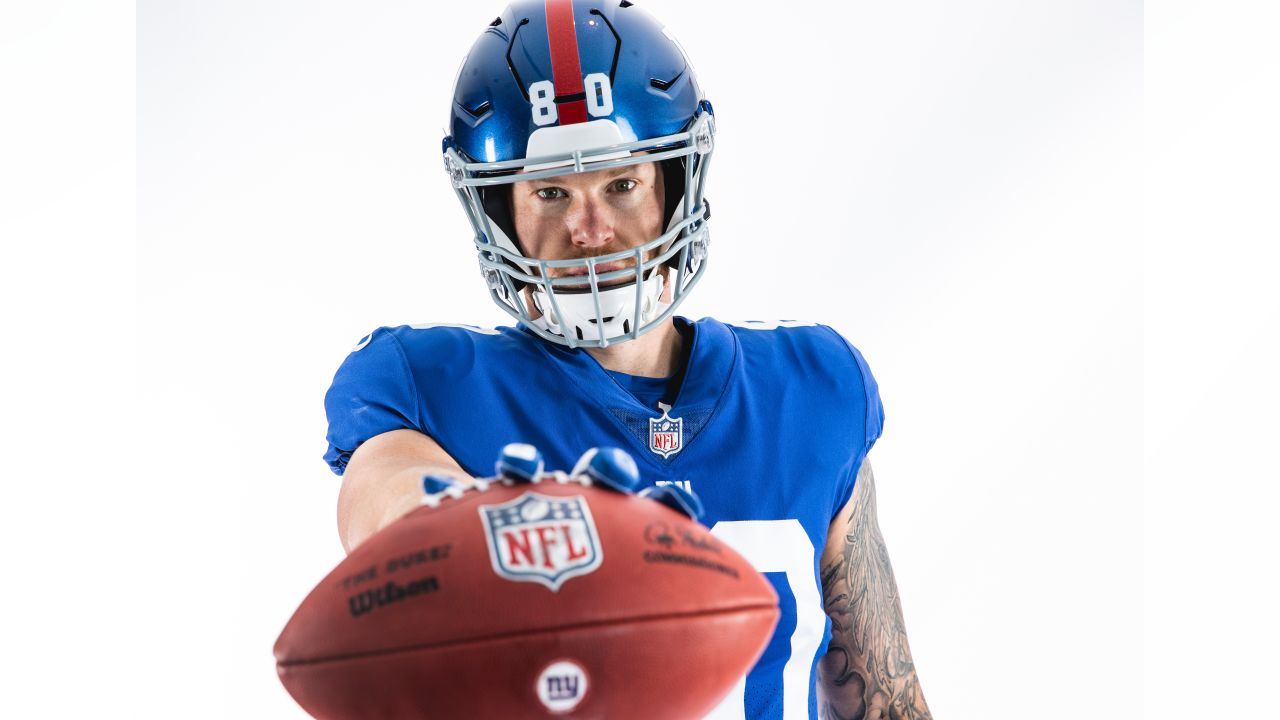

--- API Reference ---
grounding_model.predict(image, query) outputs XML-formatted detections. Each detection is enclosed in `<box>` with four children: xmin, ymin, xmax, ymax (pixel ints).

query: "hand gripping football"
<box><xmin>275</xmin><ymin>445</ymin><xmax>779</xmax><ymax>719</ymax></box>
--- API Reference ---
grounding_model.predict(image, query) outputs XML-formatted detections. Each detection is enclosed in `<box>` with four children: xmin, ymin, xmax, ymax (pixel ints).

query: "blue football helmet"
<box><xmin>442</xmin><ymin>0</ymin><xmax>715</xmax><ymax>348</ymax></box>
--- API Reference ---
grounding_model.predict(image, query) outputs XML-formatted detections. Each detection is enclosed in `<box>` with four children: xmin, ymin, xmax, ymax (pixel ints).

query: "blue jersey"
<box><xmin>324</xmin><ymin>317</ymin><xmax>883</xmax><ymax>720</ymax></box>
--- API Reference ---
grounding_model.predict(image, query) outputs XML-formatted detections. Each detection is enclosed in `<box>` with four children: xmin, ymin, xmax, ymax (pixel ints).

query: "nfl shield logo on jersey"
<box><xmin>478</xmin><ymin>492</ymin><xmax>603</xmax><ymax>591</ymax></box>
<box><xmin>649</xmin><ymin>408</ymin><xmax>684</xmax><ymax>459</ymax></box>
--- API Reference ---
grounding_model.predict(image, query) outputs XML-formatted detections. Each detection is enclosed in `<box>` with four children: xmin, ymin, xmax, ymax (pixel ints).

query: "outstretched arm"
<box><xmin>818</xmin><ymin>458</ymin><xmax>932</xmax><ymax>720</ymax></box>
<box><xmin>337</xmin><ymin>428</ymin><xmax>473</xmax><ymax>553</ymax></box>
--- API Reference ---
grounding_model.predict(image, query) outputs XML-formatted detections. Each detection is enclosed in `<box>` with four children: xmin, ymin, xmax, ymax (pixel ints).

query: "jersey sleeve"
<box><xmin>322</xmin><ymin>328</ymin><xmax>423</xmax><ymax>475</ymax></box>
<box><xmin>823</xmin><ymin>327</ymin><xmax>886</xmax><ymax>519</ymax></box>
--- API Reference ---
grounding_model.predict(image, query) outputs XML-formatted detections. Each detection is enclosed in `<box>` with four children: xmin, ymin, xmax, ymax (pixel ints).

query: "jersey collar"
<box><xmin>521</xmin><ymin>316</ymin><xmax>738</xmax><ymax>415</ymax></box>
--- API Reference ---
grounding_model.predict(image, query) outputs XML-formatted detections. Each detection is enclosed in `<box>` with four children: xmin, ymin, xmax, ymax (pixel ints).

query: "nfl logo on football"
<box><xmin>649</xmin><ymin>408</ymin><xmax>684</xmax><ymax>458</ymax></box>
<box><xmin>479</xmin><ymin>492</ymin><xmax>603</xmax><ymax>591</ymax></box>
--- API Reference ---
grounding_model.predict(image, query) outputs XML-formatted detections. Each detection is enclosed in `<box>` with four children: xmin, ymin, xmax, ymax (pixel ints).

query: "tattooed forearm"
<box><xmin>818</xmin><ymin>460</ymin><xmax>932</xmax><ymax>720</ymax></box>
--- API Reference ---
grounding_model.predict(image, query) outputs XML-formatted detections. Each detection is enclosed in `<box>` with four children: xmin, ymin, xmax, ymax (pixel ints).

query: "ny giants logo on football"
<box><xmin>479</xmin><ymin>492</ymin><xmax>602</xmax><ymax>591</ymax></box>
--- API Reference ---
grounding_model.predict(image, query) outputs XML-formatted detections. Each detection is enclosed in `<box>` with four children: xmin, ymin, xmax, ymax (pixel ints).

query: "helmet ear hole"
<box><xmin>658</xmin><ymin>156</ymin><xmax>691</xmax><ymax>272</ymax></box>
<box><xmin>659</xmin><ymin>157</ymin><xmax>685</xmax><ymax>231</ymax></box>
<box><xmin>481</xmin><ymin>185</ymin><xmax>521</xmax><ymax>253</ymax></box>
<box><xmin>480</xmin><ymin>184</ymin><xmax>531</xmax><ymax>291</ymax></box>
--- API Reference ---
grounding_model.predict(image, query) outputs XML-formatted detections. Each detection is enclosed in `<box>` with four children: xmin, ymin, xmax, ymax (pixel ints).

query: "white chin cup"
<box><xmin>529</xmin><ymin>271</ymin><xmax>668</xmax><ymax>344</ymax></box>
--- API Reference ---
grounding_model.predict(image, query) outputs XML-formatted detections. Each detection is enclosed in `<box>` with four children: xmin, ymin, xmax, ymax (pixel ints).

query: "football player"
<box><xmin>324</xmin><ymin>2</ymin><xmax>932</xmax><ymax>718</ymax></box>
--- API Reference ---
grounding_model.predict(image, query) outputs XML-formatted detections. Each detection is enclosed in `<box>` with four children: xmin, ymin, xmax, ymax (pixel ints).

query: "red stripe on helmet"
<box><xmin>544</xmin><ymin>0</ymin><xmax>588</xmax><ymax>124</ymax></box>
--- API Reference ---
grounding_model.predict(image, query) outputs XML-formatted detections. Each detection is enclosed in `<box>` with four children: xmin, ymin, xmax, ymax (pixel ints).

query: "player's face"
<box><xmin>511</xmin><ymin>161</ymin><xmax>665</xmax><ymax>285</ymax></box>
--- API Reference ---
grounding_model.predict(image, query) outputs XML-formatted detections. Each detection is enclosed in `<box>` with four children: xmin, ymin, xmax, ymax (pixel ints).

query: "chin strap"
<box><xmin>529</xmin><ymin>271</ymin><xmax>668</xmax><ymax>345</ymax></box>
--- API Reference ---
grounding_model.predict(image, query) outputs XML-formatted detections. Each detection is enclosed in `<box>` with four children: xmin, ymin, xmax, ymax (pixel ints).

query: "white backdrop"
<box><xmin>0</xmin><ymin>1</ymin><xmax>1111</xmax><ymax>717</ymax></box>
<box><xmin>17</xmin><ymin>3</ymin><xmax>1280</xmax><ymax>719</ymax></box>
<box><xmin>136</xmin><ymin>0</ymin><xmax>1139</xmax><ymax>717</ymax></box>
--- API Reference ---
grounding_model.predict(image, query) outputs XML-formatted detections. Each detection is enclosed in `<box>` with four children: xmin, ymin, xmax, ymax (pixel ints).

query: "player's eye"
<box><xmin>535</xmin><ymin>187</ymin><xmax>568</xmax><ymax>200</ymax></box>
<box><xmin>610</xmin><ymin>179</ymin><xmax>638</xmax><ymax>193</ymax></box>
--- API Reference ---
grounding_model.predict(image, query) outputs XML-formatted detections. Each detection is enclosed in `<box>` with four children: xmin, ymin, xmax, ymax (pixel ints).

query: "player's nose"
<box><xmin>564</xmin><ymin>194</ymin><xmax>614</xmax><ymax>249</ymax></box>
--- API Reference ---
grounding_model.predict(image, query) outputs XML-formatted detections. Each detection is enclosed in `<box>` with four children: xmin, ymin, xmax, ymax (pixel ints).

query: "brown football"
<box><xmin>275</xmin><ymin>474</ymin><xmax>779</xmax><ymax>719</ymax></box>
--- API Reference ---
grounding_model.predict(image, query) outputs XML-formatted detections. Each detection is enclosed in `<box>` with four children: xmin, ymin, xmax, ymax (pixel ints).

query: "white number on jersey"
<box><xmin>703</xmin><ymin>520</ymin><xmax>824</xmax><ymax>719</ymax></box>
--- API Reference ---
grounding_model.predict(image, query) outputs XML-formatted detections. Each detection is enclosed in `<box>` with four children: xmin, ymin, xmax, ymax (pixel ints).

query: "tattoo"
<box><xmin>819</xmin><ymin>460</ymin><xmax>932</xmax><ymax>720</ymax></box>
